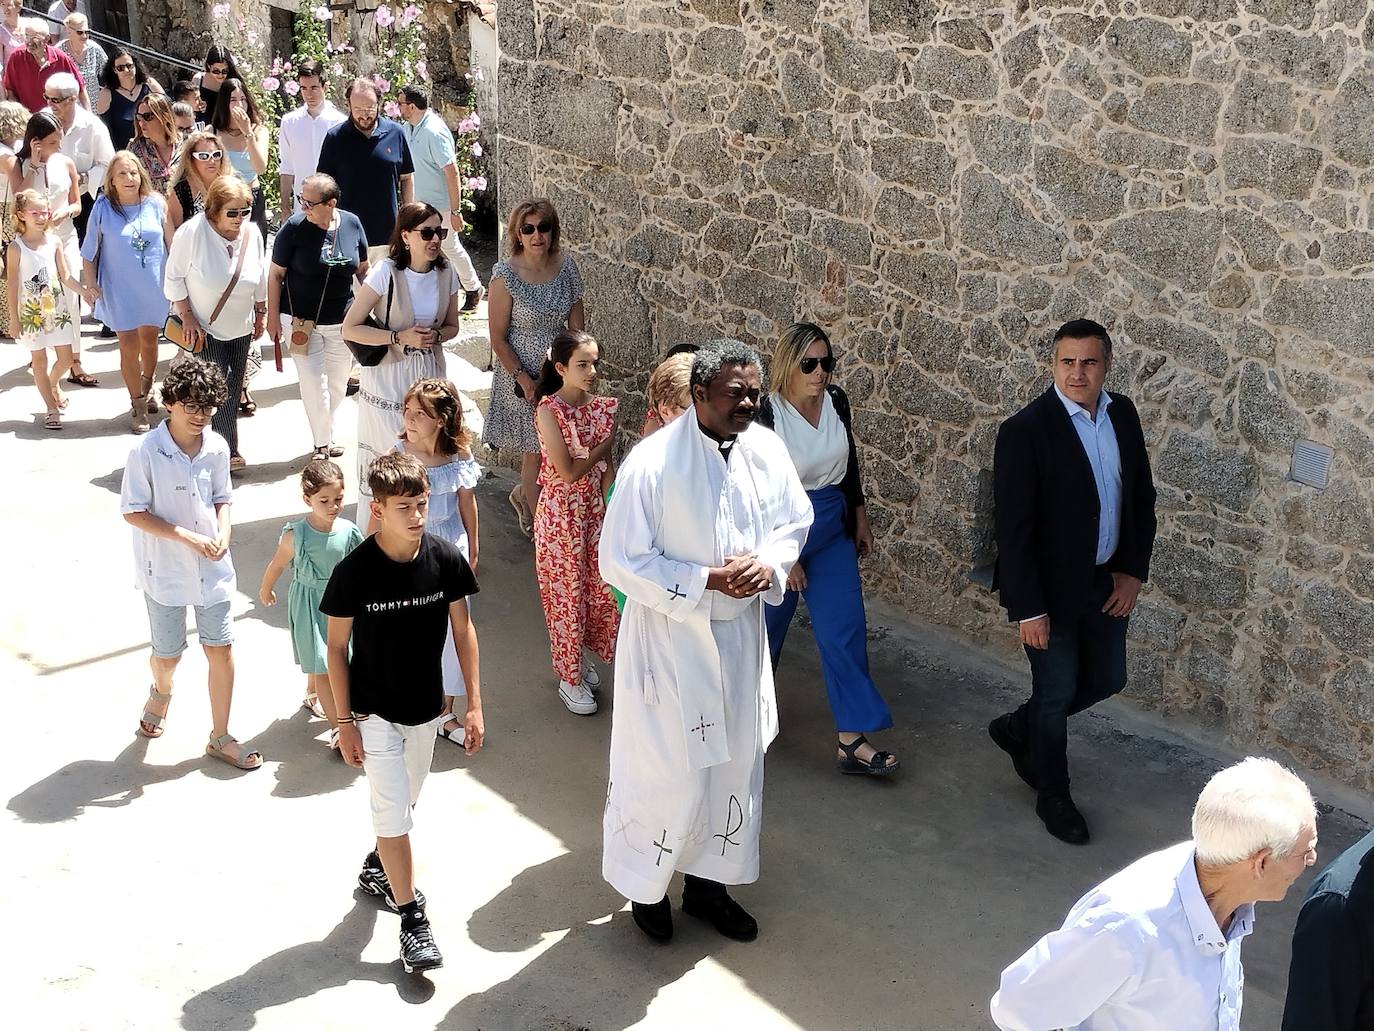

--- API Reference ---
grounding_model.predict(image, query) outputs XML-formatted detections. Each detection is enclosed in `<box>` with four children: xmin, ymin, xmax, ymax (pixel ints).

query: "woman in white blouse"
<box><xmin>164</xmin><ymin>176</ymin><xmax>267</xmax><ymax>471</ymax></box>
<box><xmin>758</xmin><ymin>322</ymin><xmax>898</xmax><ymax>776</ymax></box>
<box><xmin>342</xmin><ymin>200</ymin><xmax>461</xmax><ymax>519</ymax></box>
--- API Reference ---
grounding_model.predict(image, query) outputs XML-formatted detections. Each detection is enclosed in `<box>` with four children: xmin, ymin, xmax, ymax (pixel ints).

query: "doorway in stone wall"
<box><xmin>100</xmin><ymin>0</ymin><xmax>131</xmax><ymax>40</ymax></box>
<box><xmin>269</xmin><ymin>4</ymin><xmax>294</xmax><ymax>63</ymax></box>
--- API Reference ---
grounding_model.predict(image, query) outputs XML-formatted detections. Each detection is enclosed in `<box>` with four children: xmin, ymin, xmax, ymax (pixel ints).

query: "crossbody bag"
<box><xmin>164</xmin><ymin>224</ymin><xmax>248</xmax><ymax>353</ymax></box>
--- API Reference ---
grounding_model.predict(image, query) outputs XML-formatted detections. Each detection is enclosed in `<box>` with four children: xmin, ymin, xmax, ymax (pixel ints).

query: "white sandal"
<box><xmin>436</xmin><ymin>715</ymin><xmax>466</xmax><ymax>746</ymax></box>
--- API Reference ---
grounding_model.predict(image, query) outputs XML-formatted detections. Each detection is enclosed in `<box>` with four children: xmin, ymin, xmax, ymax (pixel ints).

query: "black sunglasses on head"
<box><xmin>799</xmin><ymin>355</ymin><xmax>835</xmax><ymax>374</ymax></box>
<box><xmin>415</xmin><ymin>226</ymin><xmax>449</xmax><ymax>241</ymax></box>
<box><xmin>519</xmin><ymin>221</ymin><xmax>553</xmax><ymax>236</ymax></box>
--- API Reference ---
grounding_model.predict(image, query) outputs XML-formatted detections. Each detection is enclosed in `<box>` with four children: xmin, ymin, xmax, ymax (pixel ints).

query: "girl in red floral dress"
<box><xmin>533</xmin><ymin>329</ymin><xmax>621</xmax><ymax>716</ymax></box>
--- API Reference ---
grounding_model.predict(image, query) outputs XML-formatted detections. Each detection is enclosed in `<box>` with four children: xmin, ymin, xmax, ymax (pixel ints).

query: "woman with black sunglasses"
<box><xmin>481</xmin><ymin>198</ymin><xmax>585</xmax><ymax>538</ymax></box>
<box><xmin>342</xmin><ymin>200</ymin><xmax>462</xmax><ymax>522</ymax></box>
<box><xmin>94</xmin><ymin>47</ymin><xmax>164</xmax><ymax>152</ymax></box>
<box><xmin>756</xmin><ymin>321</ymin><xmax>899</xmax><ymax>777</ymax></box>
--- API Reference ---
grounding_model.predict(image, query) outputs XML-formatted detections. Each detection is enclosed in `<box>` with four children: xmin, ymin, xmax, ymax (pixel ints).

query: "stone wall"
<box><xmin>497</xmin><ymin>0</ymin><xmax>1374</xmax><ymax>785</ymax></box>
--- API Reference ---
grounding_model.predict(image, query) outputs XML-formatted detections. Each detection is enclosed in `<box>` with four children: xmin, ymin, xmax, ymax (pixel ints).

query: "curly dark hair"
<box><xmin>159</xmin><ymin>356</ymin><xmax>228</xmax><ymax>409</ymax></box>
<box><xmin>689</xmin><ymin>340</ymin><xmax>763</xmax><ymax>391</ymax></box>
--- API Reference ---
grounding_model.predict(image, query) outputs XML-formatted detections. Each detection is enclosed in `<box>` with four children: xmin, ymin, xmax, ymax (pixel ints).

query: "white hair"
<box><xmin>1192</xmin><ymin>756</ymin><xmax>1316</xmax><ymax>866</ymax></box>
<box><xmin>20</xmin><ymin>16</ymin><xmax>47</xmax><ymax>35</ymax></box>
<box><xmin>45</xmin><ymin>71</ymin><xmax>78</xmax><ymax>97</ymax></box>
<box><xmin>64</xmin><ymin>12</ymin><xmax>88</xmax><ymax>29</ymax></box>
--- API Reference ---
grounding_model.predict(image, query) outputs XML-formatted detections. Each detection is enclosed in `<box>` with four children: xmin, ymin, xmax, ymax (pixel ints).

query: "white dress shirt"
<box><xmin>56</xmin><ymin>103</ymin><xmax>112</xmax><ymax>197</ymax></box>
<box><xmin>47</xmin><ymin>1</ymin><xmax>87</xmax><ymax>31</ymax></box>
<box><xmin>119</xmin><ymin>421</ymin><xmax>236</xmax><ymax>608</ymax></box>
<box><xmin>992</xmin><ymin>842</ymin><xmax>1253</xmax><ymax>1031</ymax></box>
<box><xmin>164</xmin><ymin>213</ymin><xmax>268</xmax><ymax>340</ymax></box>
<box><xmin>277</xmin><ymin>101</ymin><xmax>346</xmax><ymax>213</ymax></box>
<box><xmin>769</xmin><ymin>391</ymin><xmax>849</xmax><ymax>491</ymax></box>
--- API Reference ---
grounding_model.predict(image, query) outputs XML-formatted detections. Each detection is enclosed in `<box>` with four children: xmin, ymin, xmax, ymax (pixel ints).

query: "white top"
<box><xmin>47</xmin><ymin>1</ymin><xmax>87</xmax><ymax>28</ymax></box>
<box><xmin>991</xmin><ymin>842</ymin><xmax>1254</xmax><ymax>1031</ymax></box>
<box><xmin>164</xmin><ymin>213</ymin><xmax>268</xmax><ymax>339</ymax></box>
<box><xmin>56</xmin><ymin>104</ymin><xmax>112</xmax><ymax>197</ymax></box>
<box><xmin>769</xmin><ymin>391</ymin><xmax>848</xmax><ymax>491</ymax></box>
<box><xmin>364</xmin><ymin>258</ymin><xmax>459</xmax><ymax>329</ymax></box>
<box><xmin>119</xmin><ymin>421</ymin><xmax>236</xmax><ymax>607</ymax></box>
<box><xmin>277</xmin><ymin>100</ymin><xmax>346</xmax><ymax>211</ymax></box>
<box><xmin>23</xmin><ymin>154</ymin><xmax>77</xmax><ymax>245</ymax></box>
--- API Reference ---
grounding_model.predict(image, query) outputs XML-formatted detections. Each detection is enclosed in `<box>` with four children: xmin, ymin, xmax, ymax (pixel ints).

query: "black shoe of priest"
<box><xmin>632</xmin><ymin>896</ymin><xmax>673</xmax><ymax>942</ymax></box>
<box><xmin>681</xmin><ymin>875</ymin><xmax>758</xmax><ymax>942</ymax></box>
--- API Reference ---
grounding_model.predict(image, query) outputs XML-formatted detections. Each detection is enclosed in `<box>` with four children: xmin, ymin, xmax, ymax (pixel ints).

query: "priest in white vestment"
<box><xmin>600</xmin><ymin>341</ymin><xmax>813</xmax><ymax>943</ymax></box>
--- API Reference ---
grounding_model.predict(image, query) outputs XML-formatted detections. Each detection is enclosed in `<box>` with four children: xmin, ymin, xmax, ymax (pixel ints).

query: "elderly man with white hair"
<box><xmin>45</xmin><ymin>70</ymin><xmax>109</xmax><ymax>236</ymax></box>
<box><xmin>991</xmin><ymin>756</ymin><xmax>1318</xmax><ymax>1030</ymax></box>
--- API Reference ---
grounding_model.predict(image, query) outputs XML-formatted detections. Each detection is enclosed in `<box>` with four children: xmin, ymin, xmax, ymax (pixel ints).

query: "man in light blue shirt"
<box><xmin>398</xmin><ymin>84</ymin><xmax>483</xmax><ymax>308</ymax></box>
<box><xmin>992</xmin><ymin>757</ymin><xmax>1317</xmax><ymax>1030</ymax></box>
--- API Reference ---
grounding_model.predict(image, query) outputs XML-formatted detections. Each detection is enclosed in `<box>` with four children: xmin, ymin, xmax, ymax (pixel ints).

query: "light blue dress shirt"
<box><xmin>991</xmin><ymin>842</ymin><xmax>1253</xmax><ymax>1030</ymax></box>
<box><xmin>1056</xmin><ymin>385</ymin><xmax>1123</xmax><ymax>566</ymax></box>
<box><xmin>403</xmin><ymin>110</ymin><xmax>458</xmax><ymax>213</ymax></box>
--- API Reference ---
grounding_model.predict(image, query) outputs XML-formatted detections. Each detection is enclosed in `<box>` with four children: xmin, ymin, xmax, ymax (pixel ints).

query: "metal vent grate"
<box><xmin>1289</xmin><ymin>439</ymin><xmax>1334</xmax><ymax>489</ymax></box>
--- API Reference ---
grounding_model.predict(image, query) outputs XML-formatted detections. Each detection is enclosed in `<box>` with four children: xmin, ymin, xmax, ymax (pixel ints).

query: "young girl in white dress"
<box><xmin>7</xmin><ymin>188</ymin><xmax>96</xmax><ymax>429</ymax></box>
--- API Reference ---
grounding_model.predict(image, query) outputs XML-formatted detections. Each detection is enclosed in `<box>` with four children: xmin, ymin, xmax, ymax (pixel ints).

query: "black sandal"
<box><xmin>239</xmin><ymin>389</ymin><xmax>256</xmax><ymax>416</ymax></box>
<box><xmin>836</xmin><ymin>736</ymin><xmax>898</xmax><ymax>776</ymax></box>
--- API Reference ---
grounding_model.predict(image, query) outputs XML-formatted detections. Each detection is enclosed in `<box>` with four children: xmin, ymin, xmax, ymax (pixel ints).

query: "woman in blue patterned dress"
<box><xmin>482</xmin><ymin>198</ymin><xmax>584</xmax><ymax>537</ymax></box>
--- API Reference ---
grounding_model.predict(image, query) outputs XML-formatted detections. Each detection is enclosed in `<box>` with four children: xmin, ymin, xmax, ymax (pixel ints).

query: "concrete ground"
<box><xmin>2</xmin><ymin>324</ymin><xmax>1368</xmax><ymax>1031</ymax></box>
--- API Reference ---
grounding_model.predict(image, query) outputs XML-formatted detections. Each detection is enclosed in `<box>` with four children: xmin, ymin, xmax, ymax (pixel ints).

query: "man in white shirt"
<box><xmin>276</xmin><ymin>59</ymin><xmax>344</xmax><ymax>224</ymax></box>
<box><xmin>46</xmin><ymin>0</ymin><xmax>84</xmax><ymax>40</ymax></box>
<box><xmin>46</xmin><ymin>70</ymin><xmax>110</xmax><ymax>239</ymax></box>
<box><xmin>991</xmin><ymin>756</ymin><xmax>1318</xmax><ymax>1030</ymax></box>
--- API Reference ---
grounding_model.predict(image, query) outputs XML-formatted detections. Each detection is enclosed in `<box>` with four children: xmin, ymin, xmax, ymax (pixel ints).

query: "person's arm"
<box><xmin>6</xmin><ymin>241</ymin><xmax>19</xmax><ymax>339</ymax></box>
<box><xmin>435</xmin><ymin>284</ymin><xmax>462</xmax><ymax>344</ymax></box>
<box><xmin>258</xmin><ymin>528</ymin><xmax>294</xmax><ymax>605</ymax></box>
<box><xmin>245</xmin><ymin>123</ymin><xmax>268</xmax><ymax>175</ymax></box>
<box><xmin>536</xmin><ymin>402</ymin><xmax>615</xmax><ymax>485</ymax></box>
<box><xmin>87</xmin><ymin>121</ymin><xmax>113</xmax><ymax>195</ymax></box>
<box><xmin>1281</xmin><ymin>891</ymin><xmax>1369</xmax><ymax>1031</ymax></box>
<box><xmin>990</xmin><ymin>914</ymin><xmax>1137</xmax><ymax>1031</ymax></box>
<box><xmin>992</xmin><ymin>417</ymin><xmax>1048</xmax><ymax>626</ymax></box>
<box><xmin>325</xmin><ymin>615</ymin><xmax>363</xmax><ymax>766</ymax></box>
<box><xmin>567</xmin><ymin>297</ymin><xmax>585</xmax><ymax>332</ymax></box>
<box><xmin>163</xmin><ymin>222</ymin><xmax>205</xmax><ymax>348</ymax></box>
<box><xmin>487</xmin><ymin>275</ymin><xmax>536</xmax><ymax>401</ymax></box>
<box><xmin>77</xmin><ymin>81</ymin><xmax>89</xmax><ymax>110</ymax></box>
<box><xmin>214</xmin><ymin>501</ymin><xmax>231</xmax><ymax>555</ymax></box>
<box><xmin>443</xmin><ymin>162</ymin><xmax>463</xmax><ymax>232</ymax></box>
<box><xmin>458</xmin><ymin>486</ymin><xmax>478</xmax><ymax>576</ymax></box>
<box><xmin>59</xmin><ymin>156</ymin><xmax>80</xmax><ymax>221</ymax></box>
<box><xmin>122</xmin><ymin>510</ymin><xmax>222</xmax><ymax>558</ymax></box>
<box><xmin>750</xmin><ymin>438</ymin><xmax>813</xmax><ymax>606</ymax></box>
<box><xmin>398</xmin><ymin>132</ymin><xmax>414</xmax><ymax>203</ymax></box>
<box><xmin>449</xmin><ymin>598</ymin><xmax>482</xmax><ymax>754</ymax></box>
<box><xmin>53</xmin><ymin>244</ymin><xmax>93</xmax><ymax>305</ymax></box>
<box><xmin>266</xmin><ymin>261</ymin><xmax>286</xmax><ymax>346</ymax></box>
<box><xmin>399</xmin><ymin>172</ymin><xmax>413</xmax><ymax>205</ymax></box>
<box><xmin>1111</xmin><ymin>399</ymin><xmax>1158</xmax><ymax>583</ymax></box>
<box><xmin>165</xmin><ymin>189</ymin><xmax>182</xmax><ymax>244</ymax></box>
<box><xmin>93</xmin><ymin>85</ymin><xmax>110</xmax><ymax>115</ymax></box>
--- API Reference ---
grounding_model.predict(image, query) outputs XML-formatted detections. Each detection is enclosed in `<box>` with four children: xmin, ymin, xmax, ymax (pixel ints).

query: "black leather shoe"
<box><xmin>631</xmin><ymin>896</ymin><xmax>673</xmax><ymax>942</ymax></box>
<box><xmin>461</xmin><ymin>287</ymin><xmax>484</xmax><ymax>313</ymax></box>
<box><xmin>681</xmin><ymin>877</ymin><xmax>758</xmax><ymax>942</ymax></box>
<box><xmin>988</xmin><ymin>714</ymin><xmax>1037</xmax><ymax>790</ymax></box>
<box><xmin>1037</xmin><ymin>791</ymin><xmax>1090</xmax><ymax>845</ymax></box>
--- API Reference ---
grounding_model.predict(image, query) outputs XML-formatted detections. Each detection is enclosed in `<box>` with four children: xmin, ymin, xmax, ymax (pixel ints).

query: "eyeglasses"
<box><xmin>415</xmin><ymin>226</ymin><xmax>449</xmax><ymax>241</ymax></box>
<box><xmin>351</xmin><ymin>107</ymin><xmax>378</xmax><ymax>117</ymax></box>
<box><xmin>190</xmin><ymin>149</ymin><xmax>223</xmax><ymax>161</ymax></box>
<box><xmin>114</xmin><ymin>63</ymin><xmax>135</xmax><ymax>72</ymax></box>
<box><xmin>43</xmin><ymin>94</ymin><xmax>73</xmax><ymax>105</ymax></box>
<box><xmin>297</xmin><ymin>194</ymin><xmax>321</xmax><ymax>210</ymax></box>
<box><xmin>23</xmin><ymin>209</ymin><xmax>50</xmax><ymax>220</ymax></box>
<box><xmin>136</xmin><ymin>111</ymin><xmax>156</xmax><ymax>121</ymax></box>
<box><xmin>206</xmin><ymin>66</ymin><xmax>228</xmax><ymax>76</ymax></box>
<box><xmin>223</xmin><ymin>207</ymin><xmax>252</xmax><ymax>218</ymax></box>
<box><xmin>179</xmin><ymin>402</ymin><xmax>218</xmax><ymax>416</ymax></box>
<box><xmin>519</xmin><ymin>221</ymin><xmax>553</xmax><ymax>236</ymax></box>
<box><xmin>798</xmin><ymin>355</ymin><xmax>835</xmax><ymax>375</ymax></box>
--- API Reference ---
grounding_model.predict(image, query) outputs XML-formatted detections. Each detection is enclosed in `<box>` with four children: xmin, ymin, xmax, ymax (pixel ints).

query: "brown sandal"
<box><xmin>206</xmin><ymin>733</ymin><xmax>263</xmax><ymax>770</ymax></box>
<box><xmin>137</xmin><ymin>684</ymin><xmax>172</xmax><ymax>738</ymax></box>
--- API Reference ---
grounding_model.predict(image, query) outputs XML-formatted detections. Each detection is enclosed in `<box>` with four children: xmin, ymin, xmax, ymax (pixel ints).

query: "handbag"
<box><xmin>167</xmin><ymin>224</ymin><xmax>249</xmax><ymax>354</ymax></box>
<box><xmin>347</xmin><ymin>274</ymin><xmax>394</xmax><ymax>367</ymax></box>
<box><xmin>285</xmin><ymin>262</ymin><xmax>331</xmax><ymax>358</ymax></box>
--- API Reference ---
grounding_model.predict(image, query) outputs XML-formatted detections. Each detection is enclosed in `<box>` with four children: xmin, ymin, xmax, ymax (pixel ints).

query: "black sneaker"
<box><xmin>358</xmin><ymin>852</ymin><xmax>427</xmax><ymax>912</ymax></box>
<box><xmin>399</xmin><ymin>917</ymin><xmax>443</xmax><ymax>973</ymax></box>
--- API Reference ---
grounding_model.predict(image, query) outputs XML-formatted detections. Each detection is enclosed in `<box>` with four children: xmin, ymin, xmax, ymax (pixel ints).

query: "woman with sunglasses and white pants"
<box><xmin>164</xmin><ymin>176</ymin><xmax>267</xmax><ymax>472</ymax></box>
<box><xmin>756</xmin><ymin>322</ymin><xmax>899</xmax><ymax>778</ymax></box>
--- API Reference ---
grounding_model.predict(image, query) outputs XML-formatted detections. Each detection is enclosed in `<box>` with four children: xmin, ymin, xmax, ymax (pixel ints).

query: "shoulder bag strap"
<box><xmin>209</xmin><ymin>224</ymin><xmax>249</xmax><ymax>325</ymax></box>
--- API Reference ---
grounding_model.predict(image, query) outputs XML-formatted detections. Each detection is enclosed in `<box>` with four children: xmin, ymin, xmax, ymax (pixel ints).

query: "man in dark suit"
<box><xmin>988</xmin><ymin>318</ymin><xmax>1157</xmax><ymax>844</ymax></box>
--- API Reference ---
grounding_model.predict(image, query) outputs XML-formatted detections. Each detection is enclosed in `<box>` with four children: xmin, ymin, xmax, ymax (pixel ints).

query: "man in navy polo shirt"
<box><xmin>317</xmin><ymin>78</ymin><xmax>414</xmax><ymax>261</ymax></box>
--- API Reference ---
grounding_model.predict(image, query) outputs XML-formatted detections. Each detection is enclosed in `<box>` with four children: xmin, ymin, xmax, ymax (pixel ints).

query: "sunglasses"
<box><xmin>114</xmin><ymin>63</ymin><xmax>135</xmax><ymax>72</ymax></box>
<box><xmin>519</xmin><ymin>221</ymin><xmax>553</xmax><ymax>236</ymax></box>
<box><xmin>415</xmin><ymin>226</ymin><xmax>449</xmax><ymax>241</ymax></box>
<box><xmin>206</xmin><ymin>66</ymin><xmax>228</xmax><ymax>76</ymax></box>
<box><xmin>223</xmin><ymin>207</ymin><xmax>252</xmax><ymax>218</ymax></box>
<box><xmin>179</xmin><ymin>402</ymin><xmax>217</xmax><ymax>416</ymax></box>
<box><xmin>136</xmin><ymin>111</ymin><xmax>157</xmax><ymax>121</ymax></box>
<box><xmin>43</xmin><ymin>94</ymin><xmax>73</xmax><ymax>104</ymax></box>
<box><xmin>799</xmin><ymin>355</ymin><xmax>835</xmax><ymax>374</ymax></box>
<box><xmin>191</xmin><ymin>149</ymin><xmax>223</xmax><ymax>161</ymax></box>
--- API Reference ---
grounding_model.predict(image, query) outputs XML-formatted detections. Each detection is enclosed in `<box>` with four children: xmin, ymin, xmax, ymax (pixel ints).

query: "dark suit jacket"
<box><xmin>992</xmin><ymin>387</ymin><xmax>1157</xmax><ymax>622</ymax></box>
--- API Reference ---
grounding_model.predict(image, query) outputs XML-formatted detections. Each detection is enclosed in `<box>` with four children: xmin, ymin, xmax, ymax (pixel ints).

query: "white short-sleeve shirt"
<box><xmin>363</xmin><ymin>259</ymin><xmax>459</xmax><ymax>328</ymax></box>
<box><xmin>119</xmin><ymin>421</ymin><xmax>236</xmax><ymax>607</ymax></box>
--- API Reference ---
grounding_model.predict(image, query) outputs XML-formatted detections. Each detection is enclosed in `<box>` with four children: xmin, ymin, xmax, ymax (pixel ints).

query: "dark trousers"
<box><xmin>1010</xmin><ymin>572</ymin><xmax>1129</xmax><ymax>794</ymax></box>
<box><xmin>201</xmin><ymin>333</ymin><xmax>250</xmax><ymax>454</ymax></box>
<box><xmin>74</xmin><ymin>190</ymin><xmax>95</xmax><ymax>243</ymax></box>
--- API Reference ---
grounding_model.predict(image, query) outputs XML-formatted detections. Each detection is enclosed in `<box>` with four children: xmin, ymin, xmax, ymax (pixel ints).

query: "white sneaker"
<box><xmin>558</xmin><ymin>680</ymin><xmax>598</xmax><ymax>715</ymax></box>
<box><xmin>582</xmin><ymin>663</ymin><xmax>602</xmax><ymax>691</ymax></box>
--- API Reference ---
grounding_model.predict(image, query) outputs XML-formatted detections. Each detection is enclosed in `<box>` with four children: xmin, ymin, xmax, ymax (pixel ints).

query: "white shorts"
<box><xmin>360</xmin><ymin>714</ymin><xmax>442</xmax><ymax>838</ymax></box>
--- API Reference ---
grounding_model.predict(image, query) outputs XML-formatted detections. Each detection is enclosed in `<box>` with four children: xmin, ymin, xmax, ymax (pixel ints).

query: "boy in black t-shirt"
<box><xmin>321</xmin><ymin>452</ymin><xmax>482</xmax><ymax>973</ymax></box>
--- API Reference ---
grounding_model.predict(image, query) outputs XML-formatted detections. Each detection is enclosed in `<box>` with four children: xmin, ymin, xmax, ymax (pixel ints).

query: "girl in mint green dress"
<box><xmin>258</xmin><ymin>459</ymin><xmax>364</xmax><ymax>750</ymax></box>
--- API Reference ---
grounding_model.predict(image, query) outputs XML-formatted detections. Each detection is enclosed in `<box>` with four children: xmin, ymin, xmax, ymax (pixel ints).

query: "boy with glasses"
<box><xmin>119</xmin><ymin>356</ymin><xmax>264</xmax><ymax>772</ymax></box>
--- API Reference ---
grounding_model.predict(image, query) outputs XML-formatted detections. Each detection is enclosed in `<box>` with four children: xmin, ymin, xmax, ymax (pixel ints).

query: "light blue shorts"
<box><xmin>144</xmin><ymin>595</ymin><xmax>234</xmax><ymax>658</ymax></box>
